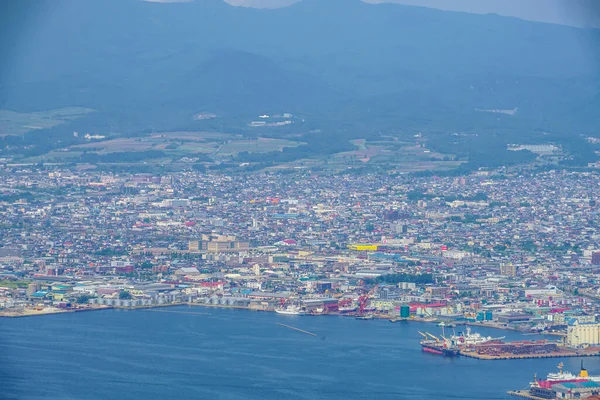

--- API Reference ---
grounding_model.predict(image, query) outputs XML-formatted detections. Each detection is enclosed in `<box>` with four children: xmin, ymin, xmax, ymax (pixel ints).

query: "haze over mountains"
<box><xmin>226</xmin><ymin>0</ymin><xmax>600</xmax><ymax>28</ymax></box>
<box><xmin>1</xmin><ymin>0</ymin><xmax>599</xmax><ymax>168</ymax></box>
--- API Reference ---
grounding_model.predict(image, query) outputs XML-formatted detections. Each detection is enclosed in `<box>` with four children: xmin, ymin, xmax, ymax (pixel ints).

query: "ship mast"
<box><xmin>531</xmin><ymin>373</ymin><xmax>540</xmax><ymax>388</ymax></box>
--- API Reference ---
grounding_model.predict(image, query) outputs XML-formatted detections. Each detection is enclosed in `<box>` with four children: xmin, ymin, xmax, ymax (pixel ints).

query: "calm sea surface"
<box><xmin>1</xmin><ymin>306</ymin><xmax>598</xmax><ymax>400</ymax></box>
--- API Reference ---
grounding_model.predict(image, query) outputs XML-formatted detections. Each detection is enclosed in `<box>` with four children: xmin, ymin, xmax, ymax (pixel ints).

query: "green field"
<box><xmin>0</xmin><ymin>107</ymin><xmax>95</xmax><ymax>136</ymax></box>
<box><xmin>24</xmin><ymin>132</ymin><xmax>304</xmax><ymax>165</ymax></box>
<box><xmin>0</xmin><ymin>280</ymin><xmax>31</xmax><ymax>289</ymax></box>
<box><xmin>17</xmin><ymin>125</ymin><xmax>462</xmax><ymax>173</ymax></box>
<box><xmin>217</xmin><ymin>138</ymin><xmax>304</xmax><ymax>155</ymax></box>
<box><xmin>266</xmin><ymin>137</ymin><xmax>462</xmax><ymax>173</ymax></box>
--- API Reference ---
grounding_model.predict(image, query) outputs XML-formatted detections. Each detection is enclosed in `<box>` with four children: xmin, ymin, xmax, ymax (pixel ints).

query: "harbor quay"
<box><xmin>461</xmin><ymin>348</ymin><xmax>600</xmax><ymax>361</ymax></box>
<box><xmin>2</xmin><ymin>300</ymin><xmax>594</xmax><ymax>362</ymax></box>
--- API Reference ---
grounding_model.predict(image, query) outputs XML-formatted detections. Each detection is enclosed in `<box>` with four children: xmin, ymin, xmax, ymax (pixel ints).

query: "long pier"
<box><xmin>276</xmin><ymin>322</ymin><xmax>317</xmax><ymax>337</ymax></box>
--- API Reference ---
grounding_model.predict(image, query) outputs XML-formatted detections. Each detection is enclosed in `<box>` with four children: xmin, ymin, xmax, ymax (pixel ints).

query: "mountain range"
<box><xmin>1</xmin><ymin>0</ymin><xmax>599</xmax><ymax>167</ymax></box>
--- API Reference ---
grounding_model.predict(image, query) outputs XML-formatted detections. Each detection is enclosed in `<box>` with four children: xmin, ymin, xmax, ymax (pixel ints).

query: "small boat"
<box><xmin>356</xmin><ymin>314</ymin><xmax>374</xmax><ymax>320</ymax></box>
<box><xmin>437</xmin><ymin>322</ymin><xmax>456</xmax><ymax>328</ymax></box>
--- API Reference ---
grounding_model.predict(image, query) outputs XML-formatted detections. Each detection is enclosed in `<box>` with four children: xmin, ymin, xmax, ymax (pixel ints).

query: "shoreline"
<box><xmin>2</xmin><ymin>303</ymin><xmax>585</xmax><ymax>361</ymax></box>
<box><xmin>0</xmin><ymin>302</ymin><xmax>570</xmax><ymax>338</ymax></box>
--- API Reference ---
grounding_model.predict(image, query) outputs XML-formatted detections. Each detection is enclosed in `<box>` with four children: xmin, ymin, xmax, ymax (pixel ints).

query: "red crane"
<box><xmin>357</xmin><ymin>284</ymin><xmax>379</xmax><ymax>316</ymax></box>
<box><xmin>358</xmin><ymin>295</ymin><xmax>369</xmax><ymax>315</ymax></box>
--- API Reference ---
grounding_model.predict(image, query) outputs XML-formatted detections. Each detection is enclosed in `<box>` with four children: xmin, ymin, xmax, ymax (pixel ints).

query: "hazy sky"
<box><xmin>223</xmin><ymin>0</ymin><xmax>600</xmax><ymax>28</ymax></box>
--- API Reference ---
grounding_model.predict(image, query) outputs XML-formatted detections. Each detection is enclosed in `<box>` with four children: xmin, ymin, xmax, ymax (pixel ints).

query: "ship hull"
<box><xmin>421</xmin><ymin>344</ymin><xmax>459</xmax><ymax>357</ymax></box>
<box><xmin>422</xmin><ymin>345</ymin><xmax>444</xmax><ymax>355</ymax></box>
<box><xmin>275</xmin><ymin>310</ymin><xmax>303</xmax><ymax>315</ymax></box>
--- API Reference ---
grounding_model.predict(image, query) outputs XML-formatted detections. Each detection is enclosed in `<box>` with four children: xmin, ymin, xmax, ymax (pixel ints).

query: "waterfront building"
<box><xmin>567</xmin><ymin>319</ymin><xmax>600</xmax><ymax>346</ymax></box>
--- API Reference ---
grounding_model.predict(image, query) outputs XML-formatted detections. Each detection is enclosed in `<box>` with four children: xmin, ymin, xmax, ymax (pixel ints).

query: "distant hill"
<box><xmin>0</xmin><ymin>0</ymin><xmax>599</xmax><ymax>168</ymax></box>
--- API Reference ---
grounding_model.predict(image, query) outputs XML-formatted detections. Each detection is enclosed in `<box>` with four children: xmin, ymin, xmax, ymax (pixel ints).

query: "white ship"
<box><xmin>339</xmin><ymin>306</ymin><xmax>358</xmax><ymax>313</ymax></box>
<box><xmin>545</xmin><ymin>363</ymin><xmax>581</xmax><ymax>382</ymax></box>
<box><xmin>451</xmin><ymin>327</ymin><xmax>504</xmax><ymax>346</ymax></box>
<box><xmin>275</xmin><ymin>306</ymin><xmax>304</xmax><ymax>315</ymax></box>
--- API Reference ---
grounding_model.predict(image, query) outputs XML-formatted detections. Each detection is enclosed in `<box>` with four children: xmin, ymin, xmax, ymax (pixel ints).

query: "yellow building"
<box><xmin>348</xmin><ymin>244</ymin><xmax>378</xmax><ymax>251</ymax></box>
<box><xmin>567</xmin><ymin>320</ymin><xmax>600</xmax><ymax>346</ymax></box>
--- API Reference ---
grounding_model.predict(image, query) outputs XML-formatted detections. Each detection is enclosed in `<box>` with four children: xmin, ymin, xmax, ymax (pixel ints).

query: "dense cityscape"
<box><xmin>3</xmin><ymin>167</ymin><xmax>600</xmax><ymax>360</ymax></box>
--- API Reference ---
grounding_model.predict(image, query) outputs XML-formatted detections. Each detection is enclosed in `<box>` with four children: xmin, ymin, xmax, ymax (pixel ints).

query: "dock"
<box><xmin>507</xmin><ymin>390</ymin><xmax>547</xmax><ymax>400</ymax></box>
<box><xmin>461</xmin><ymin>349</ymin><xmax>600</xmax><ymax>360</ymax></box>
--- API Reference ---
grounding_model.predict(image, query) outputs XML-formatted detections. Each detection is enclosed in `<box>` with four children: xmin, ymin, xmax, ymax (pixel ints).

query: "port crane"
<box><xmin>357</xmin><ymin>284</ymin><xmax>379</xmax><ymax>316</ymax></box>
<box><xmin>418</xmin><ymin>331</ymin><xmax>442</xmax><ymax>343</ymax></box>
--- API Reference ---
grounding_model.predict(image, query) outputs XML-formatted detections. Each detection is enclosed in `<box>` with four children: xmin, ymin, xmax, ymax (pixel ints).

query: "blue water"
<box><xmin>1</xmin><ymin>306</ymin><xmax>598</xmax><ymax>400</ymax></box>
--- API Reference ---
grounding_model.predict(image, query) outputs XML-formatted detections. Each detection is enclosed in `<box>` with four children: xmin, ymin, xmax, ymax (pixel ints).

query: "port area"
<box><xmin>461</xmin><ymin>346</ymin><xmax>600</xmax><ymax>360</ymax></box>
<box><xmin>464</xmin><ymin>321</ymin><xmax>566</xmax><ymax>337</ymax></box>
<box><xmin>506</xmin><ymin>390</ymin><xmax>547</xmax><ymax>399</ymax></box>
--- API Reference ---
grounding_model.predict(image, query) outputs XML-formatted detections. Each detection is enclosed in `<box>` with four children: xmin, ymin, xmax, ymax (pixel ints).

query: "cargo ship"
<box><xmin>508</xmin><ymin>362</ymin><xmax>600</xmax><ymax>399</ymax></box>
<box><xmin>418</xmin><ymin>331</ymin><xmax>460</xmax><ymax>357</ymax></box>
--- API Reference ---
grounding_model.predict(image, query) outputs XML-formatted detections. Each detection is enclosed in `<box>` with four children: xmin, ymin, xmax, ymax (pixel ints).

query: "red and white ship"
<box><xmin>534</xmin><ymin>362</ymin><xmax>598</xmax><ymax>389</ymax></box>
<box><xmin>509</xmin><ymin>362</ymin><xmax>600</xmax><ymax>399</ymax></box>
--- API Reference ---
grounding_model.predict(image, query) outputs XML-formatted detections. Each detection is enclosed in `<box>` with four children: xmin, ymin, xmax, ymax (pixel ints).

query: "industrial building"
<box><xmin>500</xmin><ymin>263</ymin><xmax>517</xmax><ymax>277</ymax></box>
<box><xmin>189</xmin><ymin>234</ymin><xmax>249</xmax><ymax>253</ymax></box>
<box><xmin>567</xmin><ymin>319</ymin><xmax>600</xmax><ymax>346</ymax></box>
